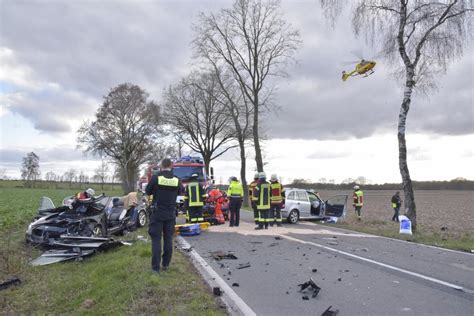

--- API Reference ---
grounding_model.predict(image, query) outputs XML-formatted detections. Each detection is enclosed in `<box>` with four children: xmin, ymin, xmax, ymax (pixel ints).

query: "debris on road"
<box><xmin>0</xmin><ymin>277</ymin><xmax>21</xmax><ymax>290</ymax></box>
<box><xmin>322</xmin><ymin>306</ymin><xmax>339</xmax><ymax>316</ymax></box>
<box><xmin>312</xmin><ymin>268</ymin><xmax>318</xmax><ymax>273</ymax></box>
<box><xmin>298</xmin><ymin>278</ymin><xmax>321</xmax><ymax>298</ymax></box>
<box><xmin>275</xmin><ymin>236</ymin><xmax>282</xmax><ymax>240</ymax></box>
<box><xmin>302</xmin><ymin>295</ymin><xmax>309</xmax><ymax>300</ymax></box>
<box><xmin>328</xmin><ymin>241</ymin><xmax>339</xmax><ymax>245</ymax></box>
<box><xmin>213</xmin><ymin>287</ymin><xmax>222</xmax><ymax>296</ymax></box>
<box><xmin>337</xmin><ymin>277</ymin><xmax>342</xmax><ymax>282</ymax></box>
<box><xmin>236</xmin><ymin>262</ymin><xmax>251</xmax><ymax>269</ymax></box>
<box><xmin>232</xmin><ymin>283</ymin><xmax>239</xmax><ymax>287</ymax></box>
<box><xmin>211</xmin><ymin>251</ymin><xmax>238</xmax><ymax>260</ymax></box>
<box><xmin>249</xmin><ymin>241</ymin><xmax>263</xmax><ymax>244</ymax></box>
<box><xmin>269</xmin><ymin>242</ymin><xmax>279</xmax><ymax>247</ymax></box>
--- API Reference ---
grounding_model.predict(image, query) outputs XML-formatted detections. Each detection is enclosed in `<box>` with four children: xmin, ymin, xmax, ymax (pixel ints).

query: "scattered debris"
<box><xmin>237</xmin><ymin>262</ymin><xmax>251</xmax><ymax>269</ymax></box>
<box><xmin>303</xmin><ymin>254</ymin><xmax>306</xmax><ymax>256</ymax></box>
<box><xmin>393</xmin><ymin>280</ymin><xmax>400</xmax><ymax>284</ymax></box>
<box><xmin>312</xmin><ymin>268</ymin><xmax>318</xmax><ymax>273</ymax></box>
<box><xmin>322</xmin><ymin>306</ymin><xmax>339</xmax><ymax>316</ymax></box>
<box><xmin>332</xmin><ymin>236</ymin><xmax>337</xmax><ymax>239</ymax></box>
<box><xmin>269</xmin><ymin>243</ymin><xmax>279</xmax><ymax>247</ymax></box>
<box><xmin>219</xmin><ymin>263</ymin><xmax>225</xmax><ymax>268</ymax></box>
<box><xmin>361</xmin><ymin>248</ymin><xmax>369</xmax><ymax>252</ymax></box>
<box><xmin>298</xmin><ymin>278</ymin><xmax>321</xmax><ymax>298</ymax></box>
<box><xmin>249</xmin><ymin>241</ymin><xmax>263</xmax><ymax>244</ymax></box>
<box><xmin>80</xmin><ymin>299</ymin><xmax>95</xmax><ymax>309</ymax></box>
<box><xmin>328</xmin><ymin>241</ymin><xmax>339</xmax><ymax>245</ymax></box>
<box><xmin>337</xmin><ymin>278</ymin><xmax>342</xmax><ymax>282</ymax></box>
<box><xmin>211</xmin><ymin>251</ymin><xmax>238</xmax><ymax>261</ymax></box>
<box><xmin>0</xmin><ymin>277</ymin><xmax>21</xmax><ymax>291</ymax></box>
<box><xmin>232</xmin><ymin>283</ymin><xmax>239</xmax><ymax>287</ymax></box>
<box><xmin>274</xmin><ymin>236</ymin><xmax>282</xmax><ymax>240</ymax></box>
<box><xmin>302</xmin><ymin>295</ymin><xmax>309</xmax><ymax>300</ymax></box>
<box><xmin>344</xmin><ymin>269</ymin><xmax>350</xmax><ymax>272</ymax></box>
<box><xmin>182</xmin><ymin>246</ymin><xmax>193</xmax><ymax>252</ymax></box>
<box><xmin>286</xmin><ymin>291</ymin><xmax>290</xmax><ymax>294</ymax></box>
<box><xmin>31</xmin><ymin>248</ymin><xmax>95</xmax><ymax>266</ymax></box>
<box><xmin>213</xmin><ymin>287</ymin><xmax>222</xmax><ymax>296</ymax></box>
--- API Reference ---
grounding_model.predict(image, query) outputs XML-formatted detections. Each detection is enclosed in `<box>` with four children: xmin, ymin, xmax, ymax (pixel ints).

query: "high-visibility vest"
<box><xmin>249</xmin><ymin>181</ymin><xmax>258</xmax><ymax>201</ymax></box>
<box><xmin>256</xmin><ymin>182</ymin><xmax>271</xmax><ymax>210</ymax></box>
<box><xmin>227</xmin><ymin>180</ymin><xmax>243</xmax><ymax>197</ymax></box>
<box><xmin>353</xmin><ymin>190</ymin><xmax>364</xmax><ymax>206</ymax></box>
<box><xmin>270</xmin><ymin>181</ymin><xmax>283</xmax><ymax>204</ymax></box>
<box><xmin>187</xmin><ymin>182</ymin><xmax>205</xmax><ymax>207</ymax></box>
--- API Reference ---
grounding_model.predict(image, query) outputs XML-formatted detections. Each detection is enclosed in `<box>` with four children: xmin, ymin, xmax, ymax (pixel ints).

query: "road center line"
<box><xmin>280</xmin><ymin>234</ymin><xmax>473</xmax><ymax>294</ymax></box>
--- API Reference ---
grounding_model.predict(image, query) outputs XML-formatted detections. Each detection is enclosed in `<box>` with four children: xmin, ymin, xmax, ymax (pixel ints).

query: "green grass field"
<box><xmin>0</xmin><ymin>186</ymin><xmax>225</xmax><ymax>315</ymax></box>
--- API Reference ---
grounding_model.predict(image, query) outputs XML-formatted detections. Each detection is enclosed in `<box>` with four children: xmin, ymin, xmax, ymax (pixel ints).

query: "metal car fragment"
<box><xmin>0</xmin><ymin>277</ymin><xmax>21</xmax><ymax>291</ymax></box>
<box><xmin>298</xmin><ymin>278</ymin><xmax>321</xmax><ymax>298</ymax></box>
<box><xmin>31</xmin><ymin>249</ymin><xmax>95</xmax><ymax>266</ymax></box>
<box><xmin>211</xmin><ymin>251</ymin><xmax>238</xmax><ymax>260</ymax></box>
<box><xmin>321</xmin><ymin>306</ymin><xmax>339</xmax><ymax>316</ymax></box>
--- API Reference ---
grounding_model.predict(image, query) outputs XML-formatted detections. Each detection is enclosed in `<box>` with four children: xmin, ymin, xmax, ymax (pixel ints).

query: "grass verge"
<box><xmin>0</xmin><ymin>187</ymin><xmax>226</xmax><ymax>315</ymax></box>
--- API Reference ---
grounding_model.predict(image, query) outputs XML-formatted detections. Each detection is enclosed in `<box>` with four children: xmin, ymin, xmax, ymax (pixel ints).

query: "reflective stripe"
<box><xmin>188</xmin><ymin>182</ymin><xmax>204</xmax><ymax>207</ymax></box>
<box><xmin>392</xmin><ymin>203</ymin><xmax>397</xmax><ymax>208</ymax></box>
<box><xmin>270</xmin><ymin>182</ymin><xmax>283</xmax><ymax>203</ymax></box>
<box><xmin>257</xmin><ymin>183</ymin><xmax>271</xmax><ymax>209</ymax></box>
<box><xmin>353</xmin><ymin>190</ymin><xmax>364</xmax><ymax>206</ymax></box>
<box><xmin>158</xmin><ymin>176</ymin><xmax>179</xmax><ymax>187</ymax></box>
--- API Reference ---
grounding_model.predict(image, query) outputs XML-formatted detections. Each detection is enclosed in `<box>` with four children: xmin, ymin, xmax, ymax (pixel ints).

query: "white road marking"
<box><xmin>280</xmin><ymin>234</ymin><xmax>474</xmax><ymax>294</ymax></box>
<box><xmin>177</xmin><ymin>236</ymin><xmax>257</xmax><ymax>316</ymax></box>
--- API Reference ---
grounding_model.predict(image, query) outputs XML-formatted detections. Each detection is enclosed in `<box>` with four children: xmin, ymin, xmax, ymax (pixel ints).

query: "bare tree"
<box><xmin>194</xmin><ymin>0</ymin><xmax>301</xmax><ymax>172</ymax></box>
<box><xmin>163</xmin><ymin>72</ymin><xmax>236</xmax><ymax>175</ymax></box>
<box><xmin>94</xmin><ymin>159</ymin><xmax>110</xmax><ymax>189</ymax></box>
<box><xmin>44</xmin><ymin>171</ymin><xmax>57</xmax><ymax>182</ymax></box>
<box><xmin>21</xmin><ymin>152</ymin><xmax>40</xmax><ymax>187</ymax></box>
<box><xmin>320</xmin><ymin>0</ymin><xmax>473</xmax><ymax>230</ymax></box>
<box><xmin>78</xmin><ymin>83</ymin><xmax>164</xmax><ymax>194</ymax></box>
<box><xmin>63</xmin><ymin>169</ymin><xmax>77</xmax><ymax>189</ymax></box>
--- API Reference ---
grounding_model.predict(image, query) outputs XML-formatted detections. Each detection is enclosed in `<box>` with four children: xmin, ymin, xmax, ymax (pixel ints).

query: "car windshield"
<box><xmin>173</xmin><ymin>166</ymin><xmax>205</xmax><ymax>181</ymax></box>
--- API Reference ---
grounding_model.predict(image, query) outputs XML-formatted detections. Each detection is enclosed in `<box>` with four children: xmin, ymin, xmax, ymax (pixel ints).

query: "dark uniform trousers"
<box><xmin>271</xmin><ymin>203</ymin><xmax>282</xmax><ymax>225</ymax></box>
<box><xmin>252</xmin><ymin>201</ymin><xmax>258</xmax><ymax>224</ymax></box>
<box><xmin>188</xmin><ymin>206</ymin><xmax>203</xmax><ymax>222</ymax></box>
<box><xmin>149</xmin><ymin>215</ymin><xmax>175</xmax><ymax>271</ymax></box>
<box><xmin>258</xmin><ymin>209</ymin><xmax>270</xmax><ymax>228</ymax></box>
<box><xmin>229</xmin><ymin>197</ymin><xmax>242</xmax><ymax>226</ymax></box>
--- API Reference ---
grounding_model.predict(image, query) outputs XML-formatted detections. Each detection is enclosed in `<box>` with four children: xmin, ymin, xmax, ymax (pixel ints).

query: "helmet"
<box><xmin>230</xmin><ymin>176</ymin><xmax>237</xmax><ymax>182</ymax></box>
<box><xmin>254</xmin><ymin>172</ymin><xmax>259</xmax><ymax>180</ymax></box>
<box><xmin>86</xmin><ymin>188</ymin><xmax>95</xmax><ymax>197</ymax></box>
<box><xmin>353</xmin><ymin>185</ymin><xmax>360</xmax><ymax>190</ymax></box>
<box><xmin>191</xmin><ymin>173</ymin><xmax>199</xmax><ymax>179</ymax></box>
<box><xmin>258</xmin><ymin>172</ymin><xmax>266</xmax><ymax>179</ymax></box>
<box><xmin>270</xmin><ymin>174</ymin><xmax>278</xmax><ymax>181</ymax></box>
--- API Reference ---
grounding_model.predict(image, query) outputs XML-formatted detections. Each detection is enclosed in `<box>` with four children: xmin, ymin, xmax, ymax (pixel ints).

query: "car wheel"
<box><xmin>92</xmin><ymin>224</ymin><xmax>104</xmax><ymax>237</ymax></box>
<box><xmin>137</xmin><ymin>210</ymin><xmax>148</xmax><ymax>227</ymax></box>
<box><xmin>287</xmin><ymin>209</ymin><xmax>299</xmax><ymax>224</ymax></box>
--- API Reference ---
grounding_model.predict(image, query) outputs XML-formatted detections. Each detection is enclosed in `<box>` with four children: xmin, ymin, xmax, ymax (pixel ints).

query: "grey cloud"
<box><xmin>1</xmin><ymin>0</ymin><xmax>472</xmax><ymax>139</ymax></box>
<box><xmin>0</xmin><ymin>147</ymin><xmax>95</xmax><ymax>164</ymax></box>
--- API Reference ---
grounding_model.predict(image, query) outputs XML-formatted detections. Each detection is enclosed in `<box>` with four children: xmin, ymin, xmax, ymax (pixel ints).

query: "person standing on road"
<box><xmin>248</xmin><ymin>173</ymin><xmax>259</xmax><ymax>227</ymax></box>
<box><xmin>184</xmin><ymin>173</ymin><xmax>207</xmax><ymax>223</ymax></box>
<box><xmin>391</xmin><ymin>191</ymin><xmax>402</xmax><ymax>222</ymax></box>
<box><xmin>353</xmin><ymin>185</ymin><xmax>364</xmax><ymax>221</ymax></box>
<box><xmin>145</xmin><ymin>158</ymin><xmax>182</xmax><ymax>274</ymax></box>
<box><xmin>227</xmin><ymin>176</ymin><xmax>244</xmax><ymax>227</ymax></box>
<box><xmin>270</xmin><ymin>174</ymin><xmax>284</xmax><ymax>227</ymax></box>
<box><xmin>254</xmin><ymin>172</ymin><xmax>272</xmax><ymax>230</ymax></box>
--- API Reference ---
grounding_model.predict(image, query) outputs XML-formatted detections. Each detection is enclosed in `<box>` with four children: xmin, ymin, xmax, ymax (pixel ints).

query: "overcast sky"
<box><xmin>1</xmin><ymin>0</ymin><xmax>473</xmax><ymax>184</ymax></box>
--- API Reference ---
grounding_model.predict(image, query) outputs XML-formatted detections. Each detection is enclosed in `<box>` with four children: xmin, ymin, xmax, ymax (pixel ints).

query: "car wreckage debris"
<box><xmin>211</xmin><ymin>251</ymin><xmax>238</xmax><ymax>260</ymax></box>
<box><xmin>0</xmin><ymin>277</ymin><xmax>21</xmax><ymax>291</ymax></box>
<box><xmin>298</xmin><ymin>278</ymin><xmax>321</xmax><ymax>298</ymax></box>
<box><xmin>236</xmin><ymin>262</ymin><xmax>251</xmax><ymax>269</ymax></box>
<box><xmin>213</xmin><ymin>287</ymin><xmax>222</xmax><ymax>296</ymax></box>
<box><xmin>321</xmin><ymin>305</ymin><xmax>339</xmax><ymax>316</ymax></box>
<box><xmin>232</xmin><ymin>283</ymin><xmax>239</xmax><ymax>287</ymax></box>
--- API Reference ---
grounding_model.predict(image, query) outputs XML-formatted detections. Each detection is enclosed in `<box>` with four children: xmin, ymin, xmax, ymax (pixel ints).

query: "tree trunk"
<box><xmin>238</xmin><ymin>138</ymin><xmax>249</xmax><ymax>207</ymax></box>
<box><xmin>399</xmin><ymin>68</ymin><xmax>417</xmax><ymax>230</ymax></box>
<box><xmin>203</xmin><ymin>154</ymin><xmax>211</xmax><ymax>178</ymax></box>
<box><xmin>253</xmin><ymin>96</ymin><xmax>264</xmax><ymax>172</ymax></box>
<box><xmin>121</xmin><ymin>163</ymin><xmax>138</xmax><ymax>194</ymax></box>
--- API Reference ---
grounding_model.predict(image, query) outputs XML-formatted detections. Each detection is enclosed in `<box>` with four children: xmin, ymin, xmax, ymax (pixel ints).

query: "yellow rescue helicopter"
<box><xmin>341</xmin><ymin>59</ymin><xmax>376</xmax><ymax>81</ymax></box>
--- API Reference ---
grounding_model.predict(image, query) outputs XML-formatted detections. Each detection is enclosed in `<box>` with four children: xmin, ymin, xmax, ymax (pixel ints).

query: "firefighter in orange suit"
<box><xmin>248</xmin><ymin>173</ymin><xmax>259</xmax><ymax>227</ymax></box>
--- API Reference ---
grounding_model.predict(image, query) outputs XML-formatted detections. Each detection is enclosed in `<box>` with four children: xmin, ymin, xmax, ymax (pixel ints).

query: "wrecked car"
<box><xmin>26</xmin><ymin>193</ymin><xmax>149</xmax><ymax>244</ymax></box>
<box><xmin>282</xmin><ymin>188</ymin><xmax>348</xmax><ymax>224</ymax></box>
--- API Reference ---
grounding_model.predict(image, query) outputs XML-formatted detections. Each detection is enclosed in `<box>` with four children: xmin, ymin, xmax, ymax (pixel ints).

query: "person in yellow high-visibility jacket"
<box><xmin>227</xmin><ymin>176</ymin><xmax>243</xmax><ymax>227</ymax></box>
<box><xmin>353</xmin><ymin>185</ymin><xmax>364</xmax><ymax>221</ymax></box>
<box><xmin>184</xmin><ymin>174</ymin><xmax>208</xmax><ymax>223</ymax></box>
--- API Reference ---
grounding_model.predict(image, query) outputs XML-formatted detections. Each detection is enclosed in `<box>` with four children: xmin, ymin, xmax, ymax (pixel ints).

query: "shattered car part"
<box><xmin>322</xmin><ymin>306</ymin><xmax>339</xmax><ymax>316</ymax></box>
<box><xmin>31</xmin><ymin>249</ymin><xmax>95</xmax><ymax>266</ymax></box>
<box><xmin>236</xmin><ymin>262</ymin><xmax>251</xmax><ymax>269</ymax></box>
<box><xmin>213</xmin><ymin>287</ymin><xmax>222</xmax><ymax>296</ymax></box>
<box><xmin>298</xmin><ymin>278</ymin><xmax>321</xmax><ymax>298</ymax></box>
<box><xmin>0</xmin><ymin>277</ymin><xmax>21</xmax><ymax>291</ymax></box>
<box><xmin>211</xmin><ymin>251</ymin><xmax>238</xmax><ymax>261</ymax></box>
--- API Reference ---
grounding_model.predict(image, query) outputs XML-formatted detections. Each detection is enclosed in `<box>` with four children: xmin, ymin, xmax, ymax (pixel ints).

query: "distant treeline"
<box><xmin>0</xmin><ymin>179</ymin><xmax>119</xmax><ymax>191</ymax></box>
<box><xmin>286</xmin><ymin>179</ymin><xmax>474</xmax><ymax>191</ymax></box>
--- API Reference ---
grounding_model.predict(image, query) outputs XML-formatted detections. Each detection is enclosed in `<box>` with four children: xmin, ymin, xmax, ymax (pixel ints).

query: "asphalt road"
<box><xmin>181</xmin><ymin>211</ymin><xmax>474</xmax><ymax>316</ymax></box>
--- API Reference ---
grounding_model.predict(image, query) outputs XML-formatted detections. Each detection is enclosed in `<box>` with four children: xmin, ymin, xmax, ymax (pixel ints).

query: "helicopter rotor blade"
<box><xmin>340</xmin><ymin>60</ymin><xmax>360</xmax><ymax>66</ymax></box>
<box><xmin>350</xmin><ymin>49</ymin><xmax>365</xmax><ymax>60</ymax></box>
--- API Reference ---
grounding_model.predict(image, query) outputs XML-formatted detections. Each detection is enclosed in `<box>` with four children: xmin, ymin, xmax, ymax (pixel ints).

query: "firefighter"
<box><xmin>248</xmin><ymin>173</ymin><xmax>259</xmax><ymax>227</ymax></box>
<box><xmin>353</xmin><ymin>185</ymin><xmax>364</xmax><ymax>221</ymax></box>
<box><xmin>254</xmin><ymin>172</ymin><xmax>271</xmax><ymax>230</ymax></box>
<box><xmin>184</xmin><ymin>173</ymin><xmax>207</xmax><ymax>223</ymax></box>
<box><xmin>145</xmin><ymin>158</ymin><xmax>182</xmax><ymax>273</ymax></box>
<box><xmin>208</xmin><ymin>186</ymin><xmax>225</xmax><ymax>224</ymax></box>
<box><xmin>76</xmin><ymin>188</ymin><xmax>95</xmax><ymax>201</ymax></box>
<box><xmin>270</xmin><ymin>174</ymin><xmax>284</xmax><ymax>227</ymax></box>
<box><xmin>227</xmin><ymin>176</ymin><xmax>243</xmax><ymax>227</ymax></box>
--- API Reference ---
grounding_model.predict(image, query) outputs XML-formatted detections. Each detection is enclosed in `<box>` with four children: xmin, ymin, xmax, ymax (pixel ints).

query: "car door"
<box><xmin>296</xmin><ymin>191</ymin><xmax>311</xmax><ymax>217</ymax></box>
<box><xmin>324</xmin><ymin>195</ymin><xmax>348</xmax><ymax>217</ymax></box>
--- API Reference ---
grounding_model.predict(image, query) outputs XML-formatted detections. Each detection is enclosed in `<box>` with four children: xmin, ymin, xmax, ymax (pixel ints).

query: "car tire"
<box><xmin>92</xmin><ymin>224</ymin><xmax>105</xmax><ymax>237</ymax></box>
<box><xmin>287</xmin><ymin>209</ymin><xmax>299</xmax><ymax>224</ymax></box>
<box><xmin>137</xmin><ymin>209</ymin><xmax>148</xmax><ymax>227</ymax></box>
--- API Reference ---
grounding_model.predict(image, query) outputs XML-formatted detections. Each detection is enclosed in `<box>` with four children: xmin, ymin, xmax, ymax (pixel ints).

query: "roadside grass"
<box><xmin>0</xmin><ymin>187</ymin><xmax>226</xmax><ymax>315</ymax></box>
<box><xmin>322</xmin><ymin>217</ymin><xmax>474</xmax><ymax>252</ymax></box>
